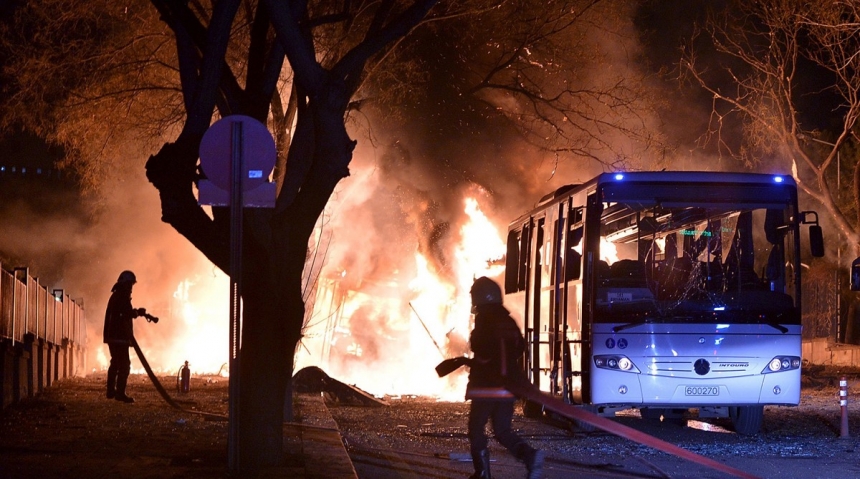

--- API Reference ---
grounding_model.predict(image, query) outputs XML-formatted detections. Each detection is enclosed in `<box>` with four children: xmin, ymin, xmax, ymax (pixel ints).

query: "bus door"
<box><xmin>580</xmin><ymin>191</ymin><xmax>603</xmax><ymax>404</ymax></box>
<box><xmin>531</xmin><ymin>215</ymin><xmax>547</xmax><ymax>391</ymax></box>
<box><xmin>555</xmin><ymin>200</ymin><xmax>584</xmax><ymax>403</ymax></box>
<box><xmin>505</xmin><ymin>218</ymin><xmax>538</xmax><ymax>385</ymax></box>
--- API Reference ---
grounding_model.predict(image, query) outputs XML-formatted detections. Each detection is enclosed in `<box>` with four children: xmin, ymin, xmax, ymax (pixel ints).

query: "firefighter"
<box><xmin>466</xmin><ymin>276</ymin><xmax>544</xmax><ymax>479</ymax></box>
<box><xmin>103</xmin><ymin>270</ymin><xmax>147</xmax><ymax>403</ymax></box>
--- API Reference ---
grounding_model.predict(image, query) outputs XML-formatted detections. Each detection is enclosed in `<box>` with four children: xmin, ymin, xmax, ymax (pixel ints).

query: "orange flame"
<box><xmin>296</xmin><ymin>196</ymin><xmax>506</xmax><ymax>400</ymax></box>
<box><xmin>99</xmin><ymin>195</ymin><xmax>505</xmax><ymax>398</ymax></box>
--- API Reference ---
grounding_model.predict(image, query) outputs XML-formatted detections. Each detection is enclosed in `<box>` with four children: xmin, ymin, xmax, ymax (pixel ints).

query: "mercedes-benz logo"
<box><xmin>694</xmin><ymin>358</ymin><xmax>710</xmax><ymax>375</ymax></box>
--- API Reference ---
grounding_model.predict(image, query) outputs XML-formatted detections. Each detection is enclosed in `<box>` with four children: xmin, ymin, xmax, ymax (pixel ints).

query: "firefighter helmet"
<box><xmin>117</xmin><ymin>270</ymin><xmax>137</xmax><ymax>284</ymax></box>
<box><xmin>470</xmin><ymin>276</ymin><xmax>502</xmax><ymax>306</ymax></box>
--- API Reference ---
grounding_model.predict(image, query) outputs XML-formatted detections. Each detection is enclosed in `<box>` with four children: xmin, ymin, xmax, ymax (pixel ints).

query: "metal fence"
<box><xmin>0</xmin><ymin>266</ymin><xmax>85</xmax><ymax>346</ymax></box>
<box><xmin>802</xmin><ymin>264</ymin><xmax>838</xmax><ymax>340</ymax></box>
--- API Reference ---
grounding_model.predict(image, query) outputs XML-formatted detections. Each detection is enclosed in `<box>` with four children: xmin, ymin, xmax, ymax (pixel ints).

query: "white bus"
<box><xmin>504</xmin><ymin>171</ymin><xmax>824</xmax><ymax>434</ymax></box>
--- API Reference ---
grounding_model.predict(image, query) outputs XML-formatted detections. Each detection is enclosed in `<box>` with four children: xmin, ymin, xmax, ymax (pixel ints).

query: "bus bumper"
<box><xmin>591</xmin><ymin>369</ymin><xmax>801</xmax><ymax>406</ymax></box>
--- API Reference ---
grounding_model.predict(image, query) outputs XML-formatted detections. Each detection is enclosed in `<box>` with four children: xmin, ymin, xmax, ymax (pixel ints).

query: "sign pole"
<box><xmin>227</xmin><ymin>120</ymin><xmax>244</xmax><ymax>472</ymax></box>
<box><xmin>198</xmin><ymin>114</ymin><xmax>275</xmax><ymax>474</ymax></box>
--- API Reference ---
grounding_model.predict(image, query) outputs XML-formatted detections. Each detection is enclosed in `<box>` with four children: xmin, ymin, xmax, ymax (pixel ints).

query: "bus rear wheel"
<box><xmin>729</xmin><ymin>405</ymin><xmax>764</xmax><ymax>435</ymax></box>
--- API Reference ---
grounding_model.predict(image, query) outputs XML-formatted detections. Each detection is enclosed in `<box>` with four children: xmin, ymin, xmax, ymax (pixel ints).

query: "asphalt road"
<box><xmin>3</xmin><ymin>367</ymin><xmax>860</xmax><ymax>479</ymax></box>
<box><xmin>329</xmin><ymin>372</ymin><xmax>860</xmax><ymax>479</ymax></box>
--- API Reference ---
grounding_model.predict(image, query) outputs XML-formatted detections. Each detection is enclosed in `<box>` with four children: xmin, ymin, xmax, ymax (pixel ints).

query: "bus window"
<box><xmin>505</xmin><ymin>228</ymin><xmax>522</xmax><ymax>294</ymax></box>
<box><xmin>535</xmin><ymin>218</ymin><xmax>547</xmax><ymax>289</ymax></box>
<box><xmin>504</xmin><ymin>222</ymin><xmax>533</xmax><ymax>294</ymax></box>
<box><xmin>723</xmin><ymin>211</ymin><xmax>761</xmax><ymax>290</ymax></box>
<box><xmin>566</xmin><ymin>226</ymin><xmax>583</xmax><ymax>281</ymax></box>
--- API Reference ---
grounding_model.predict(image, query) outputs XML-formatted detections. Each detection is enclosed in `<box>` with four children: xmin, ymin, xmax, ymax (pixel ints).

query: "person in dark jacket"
<box><xmin>103</xmin><ymin>270</ymin><xmax>147</xmax><ymax>403</ymax></box>
<box><xmin>466</xmin><ymin>276</ymin><xmax>544</xmax><ymax>479</ymax></box>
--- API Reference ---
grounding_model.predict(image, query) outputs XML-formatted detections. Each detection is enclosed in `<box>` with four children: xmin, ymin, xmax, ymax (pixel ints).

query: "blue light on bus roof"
<box><xmin>614</xmin><ymin>173</ymin><xmax>624</xmax><ymax>180</ymax></box>
<box><xmin>773</xmin><ymin>175</ymin><xmax>784</xmax><ymax>183</ymax></box>
<box><xmin>713</xmin><ymin>306</ymin><xmax>725</xmax><ymax>311</ymax></box>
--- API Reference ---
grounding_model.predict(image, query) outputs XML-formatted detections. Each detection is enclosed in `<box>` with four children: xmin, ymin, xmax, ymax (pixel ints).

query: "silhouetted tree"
<box><xmin>682</xmin><ymin>1</ymin><xmax>860</xmax><ymax>250</ymax></box>
<box><xmin>0</xmin><ymin>0</ymin><xmax>663</xmax><ymax>473</ymax></box>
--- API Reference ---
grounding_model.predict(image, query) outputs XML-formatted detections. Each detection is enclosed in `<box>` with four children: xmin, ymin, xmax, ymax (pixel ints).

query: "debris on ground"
<box><xmin>293</xmin><ymin>366</ymin><xmax>389</xmax><ymax>407</ymax></box>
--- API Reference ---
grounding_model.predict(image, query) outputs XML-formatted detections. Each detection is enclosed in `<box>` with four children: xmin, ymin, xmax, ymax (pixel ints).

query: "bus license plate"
<box><xmin>685</xmin><ymin>386</ymin><xmax>719</xmax><ymax>396</ymax></box>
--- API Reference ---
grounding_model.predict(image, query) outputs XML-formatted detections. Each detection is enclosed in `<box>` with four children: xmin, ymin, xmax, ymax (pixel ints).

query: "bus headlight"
<box><xmin>594</xmin><ymin>355</ymin><xmax>640</xmax><ymax>373</ymax></box>
<box><xmin>762</xmin><ymin>355</ymin><xmax>801</xmax><ymax>373</ymax></box>
<box><xmin>768</xmin><ymin>358</ymin><xmax>783</xmax><ymax>371</ymax></box>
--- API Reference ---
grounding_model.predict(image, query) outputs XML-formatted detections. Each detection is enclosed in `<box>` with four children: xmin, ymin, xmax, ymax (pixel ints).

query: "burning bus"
<box><xmin>503</xmin><ymin>171</ymin><xmax>824</xmax><ymax>434</ymax></box>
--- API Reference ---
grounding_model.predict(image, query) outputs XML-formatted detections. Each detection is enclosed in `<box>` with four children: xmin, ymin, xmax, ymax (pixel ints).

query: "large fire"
<box><xmin>295</xmin><ymin>195</ymin><xmax>507</xmax><ymax>400</ymax></box>
<box><xmin>98</xmin><ymin>196</ymin><xmax>506</xmax><ymax>401</ymax></box>
<box><xmin>101</xmin><ymin>269</ymin><xmax>232</xmax><ymax>378</ymax></box>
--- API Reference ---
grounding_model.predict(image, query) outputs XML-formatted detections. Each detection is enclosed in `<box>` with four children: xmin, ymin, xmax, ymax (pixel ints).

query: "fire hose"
<box><xmin>132</xmin><ymin>336</ymin><xmax>226</xmax><ymax>420</ymax></box>
<box><xmin>436</xmin><ymin>358</ymin><xmax>760</xmax><ymax>479</ymax></box>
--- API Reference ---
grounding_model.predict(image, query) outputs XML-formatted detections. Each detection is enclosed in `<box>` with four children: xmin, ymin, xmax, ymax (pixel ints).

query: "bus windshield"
<box><xmin>593</xmin><ymin>200</ymin><xmax>799</xmax><ymax>327</ymax></box>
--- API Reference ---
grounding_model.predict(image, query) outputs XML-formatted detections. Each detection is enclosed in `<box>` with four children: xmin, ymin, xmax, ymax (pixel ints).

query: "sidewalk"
<box><xmin>0</xmin><ymin>374</ymin><xmax>358</xmax><ymax>479</ymax></box>
<box><xmin>282</xmin><ymin>393</ymin><xmax>358</xmax><ymax>478</ymax></box>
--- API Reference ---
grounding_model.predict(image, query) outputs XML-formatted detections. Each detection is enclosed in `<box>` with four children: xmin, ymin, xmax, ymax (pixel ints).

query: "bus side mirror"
<box><xmin>852</xmin><ymin>257</ymin><xmax>860</xmax><ymax>291</ymax></box>
<box><xmin>800</xmin><ymin>211</ymin><xmax>824</xmax><ymax>258</ymax></box>
<box><xmin>809</xmin><ymin>225</ymin><xmax>824</xmax><ymax>258</ymax></box>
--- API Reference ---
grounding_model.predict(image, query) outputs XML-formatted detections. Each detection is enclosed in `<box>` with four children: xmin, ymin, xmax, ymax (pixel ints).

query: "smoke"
<box><xmin>0</xmin><ymin>144</ymin><xmax>230</xmax><ymax>376</ymax></box>
<box><xmin>0</xmin><ymin>2</ymin><xmax>735</xmax><ymax>396</ymax></box>
<box><xmin>292</xmin><ymin>2</ymin><xmax>676</xmax><ymax>396</ymax></box>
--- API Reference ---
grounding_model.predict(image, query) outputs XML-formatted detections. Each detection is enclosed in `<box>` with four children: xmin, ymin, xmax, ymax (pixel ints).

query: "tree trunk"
<box><xmin>236</xmin><ymin>287</ymin><xmax>302</xmax><ymax>469</ymax></box>
<box><xmin>145</xmin><ymin>1</ymin><xmax>440</xmax><ymax>473</ymax></box>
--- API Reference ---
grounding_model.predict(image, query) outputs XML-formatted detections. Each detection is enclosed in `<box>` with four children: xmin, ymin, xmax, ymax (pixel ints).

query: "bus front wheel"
<box><xmin>729</xmin><ymin>405</ymin><xmax>764</xmax><ymax>435</ymax></box>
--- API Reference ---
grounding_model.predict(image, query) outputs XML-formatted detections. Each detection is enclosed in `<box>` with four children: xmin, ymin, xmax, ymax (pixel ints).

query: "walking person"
<box><xmin>103</xmin><ymin>270</ymin><xmax>148</xmax><ymax>403</ymax></box>
<box><xmin>466</xmin><ymin>276</ymin><xmax>544</xmax><ymax>479</ymax></box>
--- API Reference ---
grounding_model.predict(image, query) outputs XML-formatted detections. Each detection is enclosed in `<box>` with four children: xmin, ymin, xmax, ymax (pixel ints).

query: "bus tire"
<box><xmin>523</xmin><ymin>399</ymin><xmax>544</xmax><ymax>419</ymax></box>
<box><xmin>729</xmin><ymin>405</ymin><xmax>763</xmax><ymax>435</ymax></box>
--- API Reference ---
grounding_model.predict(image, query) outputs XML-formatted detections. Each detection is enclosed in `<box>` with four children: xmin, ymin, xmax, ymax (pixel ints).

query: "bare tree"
<box><xmin>681</xmin><ymin>1</ymin><xmax>860</xmax><ymax>253</ymax></box>
<box><xmin>0</xmin><ymin>0</ymin><xmax>665</xmax><ymax>473</ymax></box>
<box><xmin>461</xmin><ymin>0</ymin><xmax>664</xmax><ymax>169</ymax></box>
<box><xmin>2</xmin><ymin>0</ymin><xmax>441</xmax><ymax>472</ymax></box>
<box><xmin>145</xmin><ymin>0</ymin><xmax>444</xmax><ymax>472</ymax></box>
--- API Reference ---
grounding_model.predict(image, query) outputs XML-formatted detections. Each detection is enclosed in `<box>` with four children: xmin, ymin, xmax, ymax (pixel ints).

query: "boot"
<box><xmin>468</xmin><ymin>449</ymin><xmax>491</xmax><ymax>479</ymax></box>
<box><xmin>114</xmin><ymin>372</ymin><xmax>134</xmax><ymax>403</ymax></box>
<box><xmin>106</xmin><ymin>367</ymin><xmax>116</xmax><ymax>399</ymax></box>
<box><xmin>523</xmin><ymin>447</ymin><xmax>544</xmax><ymax>479</ymax></box>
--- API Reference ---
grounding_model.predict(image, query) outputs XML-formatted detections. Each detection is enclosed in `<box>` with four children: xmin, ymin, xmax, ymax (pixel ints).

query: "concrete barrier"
<box><xmin>36</xmin><ymin>339</ymin><xmax>47</xmax><ymax>393</ymax></box>
<box><xmin>0</xmin><ymin>340</ymin><xmax>13</xmax><ymax>409</ymax></box>
<box><xmin>13</xmin><ymin>344</ymin><xmax>30</xmax><ymax>402</ymax></box>
<box><xmin>802</xmin><ymin>338</ymin><xmax>860</xmax><ymax>367</ymax></box>
<box><xmin>23</xmin><ymin>334</ymin><xmax>37</xmax><ymax>399</ymax></box>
